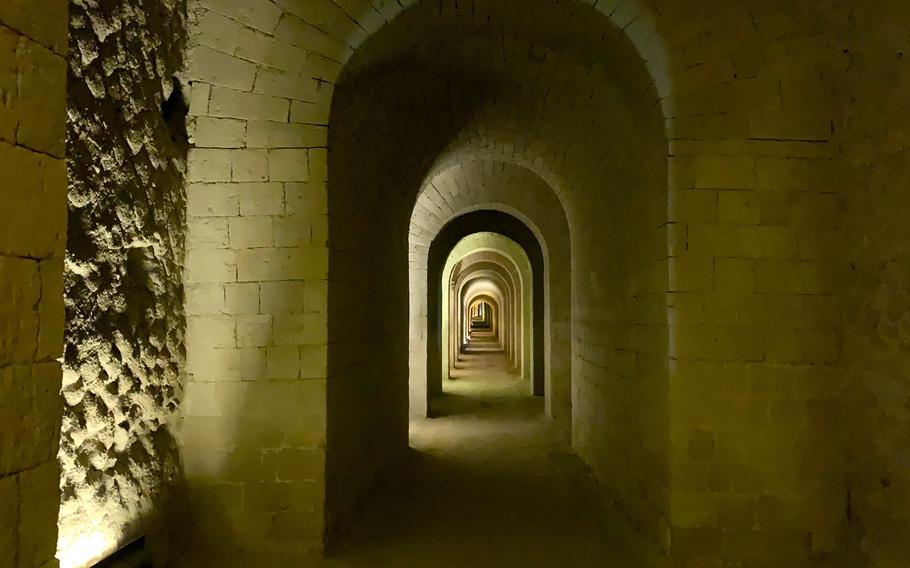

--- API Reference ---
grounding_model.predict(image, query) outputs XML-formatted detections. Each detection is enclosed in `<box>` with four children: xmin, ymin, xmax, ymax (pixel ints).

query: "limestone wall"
<box><xmin>58</xmin><ymin>0</ymin><xmax>188</xmax><ymax>565</ymax></box>
<box><xmin>0</xmin><ymin>1</ymin><xmax>68</xmax><ymax>567</ymax></box>
<box><xmin>838</xmin><ymin>2</ymin><xmax>910</xmax><ymax>564</ymax></box>
<box><xmin>178</xmin><ymin>0</ymin><xmax>333</xmax><ymax>562</ymax></box>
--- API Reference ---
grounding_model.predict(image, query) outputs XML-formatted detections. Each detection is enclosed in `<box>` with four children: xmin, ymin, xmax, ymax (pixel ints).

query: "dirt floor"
<box><xmin>325</xmin><ymin>351</ymin><xmax>650</xmax><ymax>567</ymax></box>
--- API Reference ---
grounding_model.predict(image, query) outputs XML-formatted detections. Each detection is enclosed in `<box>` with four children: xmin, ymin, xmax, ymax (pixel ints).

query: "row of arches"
<box><xmin>51</xmin><ymin>0</ymin><xmax>860</xmax><ymax>566</ymax></box>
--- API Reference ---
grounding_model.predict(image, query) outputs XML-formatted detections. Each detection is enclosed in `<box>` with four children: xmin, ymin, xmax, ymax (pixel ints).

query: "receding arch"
<box><xmin>442</xmin><ymin>239</ymin><xmax>534</xmax><ymax>388</ymax></box>
<box><xmin>424</xmin><ymin>211</ymin><xmax>550</xmax><ymax>415</ymax></box>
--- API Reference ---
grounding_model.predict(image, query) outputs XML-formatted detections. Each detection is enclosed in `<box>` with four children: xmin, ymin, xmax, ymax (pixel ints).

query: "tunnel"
<box><xmin>5</xmin><ymin>0</ymin><xmax>910</xmax><ymax>567</ymax></box>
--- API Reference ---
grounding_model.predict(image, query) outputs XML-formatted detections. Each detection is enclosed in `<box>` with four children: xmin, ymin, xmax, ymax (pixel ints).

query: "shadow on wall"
<box><xmin>324</xmin><ymin>61</ymin><xmax>501</xmax><ymax>547</ymax></box>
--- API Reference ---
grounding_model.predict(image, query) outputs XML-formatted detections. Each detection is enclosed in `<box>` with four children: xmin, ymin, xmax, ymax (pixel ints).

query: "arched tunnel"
<box><xmin>6</xmin><ymin>0</ymin><xmax>910</xmax><ymax>567</ymax></box>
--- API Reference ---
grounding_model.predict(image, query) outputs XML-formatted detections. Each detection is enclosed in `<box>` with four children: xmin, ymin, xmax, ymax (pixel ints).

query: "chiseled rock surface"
<box><xmin>59</xmin><ymin>0</ymin><xmax>187</xmax><ymax>564</ymax></box>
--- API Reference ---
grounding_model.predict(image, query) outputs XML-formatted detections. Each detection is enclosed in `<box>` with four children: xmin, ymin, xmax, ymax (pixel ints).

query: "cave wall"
<box><xmin>58</xmin><ymin>0</ymin><xmax>187</xmax><ymax>565</ymax></box>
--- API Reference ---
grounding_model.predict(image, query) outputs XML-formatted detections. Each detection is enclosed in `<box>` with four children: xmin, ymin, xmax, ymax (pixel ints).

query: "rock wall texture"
<box><xmin>59</xmin><ymin>0</ymin><xmax>187</xmax><ymax>565</ymax></box>
<box><xmin>0</xmin><ymin>1</ymin><xmax>67</xmax><ymax>567</ymax></box>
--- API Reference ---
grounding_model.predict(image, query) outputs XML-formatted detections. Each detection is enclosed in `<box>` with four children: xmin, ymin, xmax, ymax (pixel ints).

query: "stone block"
<box><xmin>195</xmin><ymin>9</ymin><xmax>249</xmax><ymax>54</ymax></box>
<box><xmin>241</xmin><ymin>347</ymin><xmax>268</xmax><ymax>381</ymax></box>
<box><xmin>18</xmin><ymin>460</ymin><xmax>60</xmax><ymax>567</ymax></box>
<box><xmin>259</xmin><ymin>281</ymin><xmax>306</xmax><ymax>314</ymax></box>
<box><xmin>299</xmin><ymin>345</ymin><xmax>327</xmax><ymax>379</ymax></box>
<box><xmin>247</xmin><ymin>121</ymin><xmax>327</xmax><ymax>148</ymax></box>
<box><xmin>187</xmin><ymin>315</ymin><xmax>237</xmax><ymax>348</ymax></box>
<box><xmin>238</xmin><ymin>183</ymin><xmax>285</xmax><ymax>216</ymax></box>
<box><xmin>308</xmin><ymin>149</ymin><xmax>328</xmax><ymax>181</ymax></box>
<box><xmin>188</xmin><ymin>183</ymin><xmax>240</xmax><ymax>217</ymax></box>
<box><xmin>304</xmin><ymin>281</ymin><xmax>328</xmax><ymax>313</ymax></box>
<box><xmin>254</xmin><ymin>68</ymin><xmax>321</xmax><ymax>102</ymax></box>
<box><xmin>0</xmin><ymin>0</ymin><xmax>67</xmax><ymax>53</ymax></box>
<box><xmin>285</xmin><ymin>182</ymin><xmax>327</xmax><ymax>216</ymax></box>
<box><xmin>185</xmin><ymin>249</ymin><xmax>237</xmax><ymax>283</ymax></box>
<box><xmin>188</xmin><ymin>148</ymin><xmax>233</xmax><ymax>182</ymax></box>
<box><xmin>236</xmin><ymin>33</ymin><xmax>308</xmax><ymax>74</ymax></box>
<box><xmin>188</xmin><ymin>82</ymin><xmax>212</xmax><ymax>116</ymax></box>
<box><xmin>274</xmin><ymin>0</ymin><xmax>361</xmax><ymax>43</ymax></box>
<box><xmin>225</xmin><ymin>282</ymin><xmax>260</xmax><ymax>315</ymax></box>
<box><xmin>37</xmin><ymin>259</ymin><xmax>64</xmax><ymax>361</ymax></box>
<box><xmin>274</xmin><ymin>314</ymin><xmax>328</xmax><ymax>346</ymax></box>
<box><xmin>302</xmin><ymin>53</ymin><xmax>342</xmax><ymax>82</ymax></box>
<box><xmin>262</xmin><ymin>448</ymin><xmax>323</xmax><ymax>482</ymax></box>
<box><xmin>695</xmin><ymin>156</ymin><xmax>755</xmax><ymax>190</ymax></box>
<box><xmin>368</xmin><ymin>0</ymin><xmax>402</xmax><ymax>20</ymax></box>
<box><xmin>738</xmin><ymin>226</ymin><xmax>798</xmax><ymax>260</ymax></box>
<box><xmin>229</xmin><ymin>216</ymin><xmax>275</xmax><ymax>249</ymax></box>
<box><xmin>0</xmin><ymin>27</ymin><xmax>18</xmax><ymax>143</ymax></box>
<box><xmin>687</xmin><ymin>225</ymin><xmax>740</xmax><ymax>257</ymax></box>
<box><xmin>188</xmin><ymin>217</ymin><xmax>231</xmax><ymax>249</ymax></box>
<box><xmin>15</xmin><ymin>40</ymin><xmax>66</xmax><ymax>156</ymax></box>
<box><xmin>0</xmin><ymin>143</ymin><xmax>66</xmax><ymax>258</ymax></box>
<box><xmin>246</xmin><ymin>482</ymin><xmax>291</xmax><ymax>512</ymax></box>
<box><xmin>667</xmin><ymin>257</ymin><xmax>713</xmax><ymax>293</ymax></box>
<box><xmin>205</xmin><ymin>0</ymin><xmax>283</xmax><ymax>33</ymax></box>
<box><xmin>231</xmin><ymin>149</ymin><xmax>269</xmax><ymax>182</ymax></box>
<box><xmin>273</xmin><ymin>215</ymin><xmax>312</xmax><ymax>247</ymax></box>
<box><xmin>755</xmin><ymin>158</ymin><xmax>813</xmax><ymax>192</ymax></box>
<box><xmin>192</xmin><ymin>117</ymin><xmax>247</xmax><ymax>148</ymax></box>
<box><xmin>269</xmin><ymin>149</ymin><xmax>309</xmax><ymax>182</ymax></box>
<box><xmin>288</xmin><ymin>246</ymin><xmax>328</xmax><ymax>280</ymax></box>
<box><xmin>209</xmin><ymin>86</ymin><xmax>290</xmax><ymax>122</ymax></box>
<box><xmin>289</xmin><ymin>100</ymin><xmax>330</xmax><ymax>125</ymax></box>
<box><xmin>0</xmin><ymin>257</ymin><xmax>40</xmax><ymax>365</ymax></box>
<box><xmin>718</xmin><ymin>191</ymin><xmax>762</xmax><ymax>225</ymax></box>
<box><xmin>237</xmin><ymin>314</ymin><xmax>273</xmax><ymax>347</ymax></box>
<box><xmin>714</xmin><ymin>258</ymin><xmax>755</xmax><ymax>293</ymax></box>
<box><xmin>0</xmin><ymin>474</ymin><xmax>17</xmax><ymax>562</ymax></box>
<box><xmin>187</xmin><ymin>347</ymin><xmax>242</xmax><ymax>382</ymax></box>
<box><xmin>755</xmin><ymin>260</ymin><xmax>830</xmax><ymax>294</ymax></box>
<box><xmin>273</xmin><ymin>13</ymin><xmax>351</xmax><ymax>62</ymax></box>
<box><xmin>188</xmin><ymin>46</ymin><xmax>257</xmax><ymax>91</ymax></box>
<box><xmin>183</xmin><ymin>382</ymin><xmax>218</xmax><ymax>417</ymax></box>
<box><xmin>266</xmin><ymin>346</ymin><xmax>298</xmax><ymax>380</ymax></box>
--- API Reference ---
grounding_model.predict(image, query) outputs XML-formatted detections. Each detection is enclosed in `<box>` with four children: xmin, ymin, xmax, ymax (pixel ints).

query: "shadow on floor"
<box><xmin>324</xmin><ymin>352</ymin><xmax>652</xmax><ymax>567</ymax></box>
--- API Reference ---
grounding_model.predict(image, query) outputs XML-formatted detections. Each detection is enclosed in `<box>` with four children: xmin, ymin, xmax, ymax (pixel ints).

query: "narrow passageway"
<box><xmin>325</xmin><ymin>351</ymin><xmax>643</xmax><ymax>567</ymax></box>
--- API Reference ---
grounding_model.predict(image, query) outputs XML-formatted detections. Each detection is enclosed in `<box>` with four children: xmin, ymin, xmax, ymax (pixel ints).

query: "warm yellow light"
<box><xmin>57</xmin><ymin>529</ymin><xmax>118</xmax><ymax>568</ymax></box>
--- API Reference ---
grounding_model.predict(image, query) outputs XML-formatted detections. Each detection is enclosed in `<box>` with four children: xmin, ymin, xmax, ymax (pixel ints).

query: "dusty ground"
<box><xmin>325</xmin><ymin>351</ymin><xmax>649</xmax><ymax>567</ymax></box>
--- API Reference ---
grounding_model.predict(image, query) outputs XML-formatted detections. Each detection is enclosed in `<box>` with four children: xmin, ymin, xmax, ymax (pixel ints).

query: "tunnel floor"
<box><xmin>324</xmin><ymin>351</ymin><xmax>647</xmax><ymax>567</ymax></box>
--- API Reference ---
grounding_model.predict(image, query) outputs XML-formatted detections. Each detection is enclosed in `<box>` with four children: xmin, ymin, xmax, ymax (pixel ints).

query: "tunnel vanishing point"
<box><xmin>3</xmin><ymin>0</ymin><xmax>910</xmax><ymax>566</ymax></box>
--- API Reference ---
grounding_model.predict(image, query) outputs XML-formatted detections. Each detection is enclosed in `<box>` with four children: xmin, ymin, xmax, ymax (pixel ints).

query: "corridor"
<box><xmin>7</xmin><ymin>0</ymin><xmax>910</xmax><ymax>567</ymax></box>
<box><xmin>326</xmin><ymin>351</ymin><xmax>646</xmax><ymax>567</ymax></box>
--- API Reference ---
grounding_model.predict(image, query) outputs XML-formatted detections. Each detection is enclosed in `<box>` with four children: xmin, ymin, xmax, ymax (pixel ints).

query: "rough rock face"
<box><xmin>59</xmin><ymin>0</ymin><xmax>187</xmax><ymax>564</ymax></box>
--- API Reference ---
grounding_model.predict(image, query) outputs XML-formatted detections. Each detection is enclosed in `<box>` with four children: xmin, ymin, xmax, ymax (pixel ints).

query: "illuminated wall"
<box><xmin>0</xmin><ymin>2</ymin><xmax>67</xmax><ymax>567</ymax></box>
<box><xmin>58</xmin><ymin>0</ymin><xmax>188</xmax><ymax>566</ymax></box>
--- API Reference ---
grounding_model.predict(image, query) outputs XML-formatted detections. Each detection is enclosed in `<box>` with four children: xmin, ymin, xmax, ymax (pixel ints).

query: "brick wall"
<box><xmin>0</xmin><ymin>1</ymin><xmax>67</xmax><ymax>567</ymax></box>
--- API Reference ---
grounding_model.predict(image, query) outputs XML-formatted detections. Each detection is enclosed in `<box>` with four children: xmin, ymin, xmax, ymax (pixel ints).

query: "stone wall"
<box><xmin>177</xmin><ymin>0</ymin><xmax>333</xmax><ymax>562</ymax></box>
<box><xmin>0</xmin><ymin>1</ymin><xmax>68</xmax><ymax>567</ymax></box>
<box><xmin>58</xmin><ymin>0</ymin><xmax>188</xmax><ymax>565</ymax></box>
<box><xmin>838</xmin><ymin>2</ymin><xmax>910</xmax><ymax>565</ymax></box>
